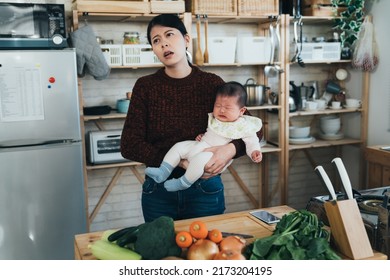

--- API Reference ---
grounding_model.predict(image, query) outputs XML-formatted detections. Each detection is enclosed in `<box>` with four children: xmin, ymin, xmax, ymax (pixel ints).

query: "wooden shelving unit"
<box><xmin>72</xmin><ymin>7</ymin><xmax>370</xmax><ymax>228</ymax></box>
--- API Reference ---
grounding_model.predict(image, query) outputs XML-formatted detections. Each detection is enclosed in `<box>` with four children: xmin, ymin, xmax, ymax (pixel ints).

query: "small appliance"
<box><xmin>0</xmin><ymin>2</ymin><xmax>67</xmax><ymax>49</ymax></box>
<box><xmin>87</xmin><ymin>130</ymin><xmax>129</xmax><ymax>164</ymax></box>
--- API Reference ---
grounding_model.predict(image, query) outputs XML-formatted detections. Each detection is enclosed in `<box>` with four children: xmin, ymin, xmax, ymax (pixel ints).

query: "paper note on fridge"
<box><xmin>0</xmin><ymin>64</ymin><xmax>44</xmax><ymax>122</ymax></box>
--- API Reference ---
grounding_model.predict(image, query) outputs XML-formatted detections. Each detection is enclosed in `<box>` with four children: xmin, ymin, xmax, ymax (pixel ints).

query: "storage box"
<box><xmin>150</xmin><ymin>0</ymin><xmax>185</xmax><ymax>14</ymax></box>
<box><xmin>122</xmin><ymin>44</ymin><xmax>162</xmax><ymax>66</ymax></box>
<box><xmin>238</xmin><ymin>0</ymin><xmax>279</xmax><ymax>16</ymax></box>
<box><xmin>101</xmin><ymin>44</ymin><xmax>122</xmax><ymax>66</ymax></box>
<box><xmin>194</xmin><ymin>37</ymin><xmax>237</xmax><ymax>64</ymax></box>
<box><xmin>187</xmin><ymin>0</ymin><xmax>237</xmax><ymax>16</ymax></box>
<box><xmin>298</xmin><ymin>42</ymin><xmax>341</xmax><ymax>61</ymax></box>
<box><xmin>303</xmin><ymin>0</ymin><xmax>332</xmax><ymax>5</ymax></box>
<box><xmin>236</xmin><ymin>36</ymin><xmax>271</xmax><ymax>64</ymax></box>
<box><xmin>72</xmin><ymin>0</ymin><xmax>150</xmax><ymax>14</ymax></box>
<box><xmin>302</xmin><ymin>5</ymin><xmax>347</xmax><ymax>17</ymax></box>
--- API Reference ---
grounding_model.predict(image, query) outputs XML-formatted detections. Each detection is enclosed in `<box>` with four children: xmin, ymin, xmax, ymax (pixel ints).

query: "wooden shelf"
<box><xmin>288</xmin><ymin>138</ymin><xmax>362</xmax><ymax>151</ymax></box>
<box><xmin>86</xmin><ymin>161</ymin><xmax>142</xmax><ymax>170</ymax></box>
<box><xmin>290</xmin><ymin>60</ymin><xmax>351</xmax><ymax>65</ymax></box>
<box><xmin>289</xmin><ymin>107</ymin><xmax>362</xmax><ymax>117</ymax></box>
<box><xmin>83</xmin><ymin>112</ymin><xmax>126</xmax><ymax>121</ymax></box>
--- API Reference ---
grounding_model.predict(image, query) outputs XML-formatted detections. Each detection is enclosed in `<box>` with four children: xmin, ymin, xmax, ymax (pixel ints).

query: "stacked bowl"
<box><xmin>319</xmin><ymin>116</ymin><xmax>341</xmax><ymax>135</ymax></box>
<box><xmin>289</xmin><ymin>126</ymin><xmax>314</xmax><ymax>144</ymax></box>
<box><xmin>289</xmin><ymin>126</ymin><xmax>310</xmax><ymax>138</ymax></box>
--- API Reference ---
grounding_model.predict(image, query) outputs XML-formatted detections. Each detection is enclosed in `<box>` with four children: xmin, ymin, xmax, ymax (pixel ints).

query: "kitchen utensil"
<box><xmin>307</xmin><ymin>80</ymin><xmax>320</xmax><ymax>100</ymax></box>
<box><xmin>265</xmin><ymin>19</ymin><xmax>283</xmax><ymax>78</ymax></box>
<box><xmin>324</xmin><ymin>156</ymin><xmax>374</xmax><ymax>259</ymax></box>
<box><xmin>291</xmin><ymin>16</ymin><xmax>304</xmax><ymax>67</ymax></box>
<box><xmin>221</xmin><ymin>232</ymin><xmax>254</xmax><ymax>239</ymax></box>
<box><xmin>273</xmin><ymin>18</ymin><xmax>284</xmax><ymax>74</ymax></box>
<box><xmin>314</xmin><ymin>166</ymin><xmax>337</xmax><ymax>201</ymax></box>
<box><xmin>203</xmin><ymin>14</ymin><xmax>209</xmax><ymax>63</ymax></box>
<box><xmin>195</xmin><ymin>14</ymin><xmax>204</xmax><ymax>65</ymax></box>
<box><xmin>289</xmin><ymin>81</ymin><xmax>302</xmax><ymax>111</ymax></box>
<box><xmin>264</xmin><ymin>23</ymin><xmax>276</xmax><ymax>77</ymax></box>
<box><xmin>331</xmin><ymin>157</ymin><xmax>353</xmax><ymax>200</ymax></box>
<box><xmin>244</xmin><ymin>78</ymin><xmax>268</xmax><ymax>106</ymax></box>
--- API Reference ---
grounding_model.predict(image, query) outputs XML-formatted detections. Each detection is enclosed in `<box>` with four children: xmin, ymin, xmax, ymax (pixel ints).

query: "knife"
<box><xmin>314</xmin><ymin>165</ymin><xmax>337</xmax><ymax>201</ymax></box>
<box><xmin>221</xmin><ymin>232</ymin><xmax>253</xmax><ymax>239</ymax></box>
<box><xmin>332</xmin><ymin>157</ymin><xmax>354</xmax><ymax>200</ymax></box>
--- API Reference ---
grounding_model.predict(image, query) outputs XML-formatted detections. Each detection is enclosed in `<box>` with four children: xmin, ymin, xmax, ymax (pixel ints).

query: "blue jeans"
<box><xmin>141</xmin><ymin>174</ymin><xmax>225</xmax><ymax>222</ymax></box>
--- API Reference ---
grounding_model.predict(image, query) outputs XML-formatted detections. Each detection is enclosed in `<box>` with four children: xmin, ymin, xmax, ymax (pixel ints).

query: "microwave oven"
<box><xmin>0</xmin><ymin>3</ymin><xmax>67</xmax><ymax>49</ymax></box>
<box><xmin>86</xmin><ymin>130</ymin><xmax>129</xmax><ymax>164</ymax></box>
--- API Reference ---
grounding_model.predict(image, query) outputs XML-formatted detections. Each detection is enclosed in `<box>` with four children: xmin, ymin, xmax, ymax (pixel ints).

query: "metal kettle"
<box><xmin>289</xmin><ymin>81</ymin><xmax>300</xmax><ymax>112</ymax></box>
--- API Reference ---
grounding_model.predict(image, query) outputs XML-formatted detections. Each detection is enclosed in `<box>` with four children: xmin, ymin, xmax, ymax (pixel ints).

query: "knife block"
<box><xmin>324</xmin><ymin>199</ymin><xmax>373</xmax><ymax>259</ymax></box>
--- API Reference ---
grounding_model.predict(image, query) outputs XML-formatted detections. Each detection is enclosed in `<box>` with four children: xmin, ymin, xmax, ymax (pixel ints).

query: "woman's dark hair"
<box><xmin>216</xmin><ymin>81</ymin><xmax>248</xmax><ymax>107</ymax></box>
<box><xmin>147</xmin><ymin>14</ymin><xmax>188</xmax><ymax>44</ymax></box>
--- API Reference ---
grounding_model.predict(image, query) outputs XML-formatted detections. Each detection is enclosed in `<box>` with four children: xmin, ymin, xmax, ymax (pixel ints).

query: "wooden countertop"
<box><xmin>74</xmin><ymin>205</ymin><xmax>387</xmax><ymax>260</ymax></box>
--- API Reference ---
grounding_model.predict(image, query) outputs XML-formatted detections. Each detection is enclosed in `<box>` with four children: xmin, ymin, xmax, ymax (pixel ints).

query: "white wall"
<box><xmin>366</xmin><ymin>1</ymin><xmax>390</xmax><ymax>145</ymax></box>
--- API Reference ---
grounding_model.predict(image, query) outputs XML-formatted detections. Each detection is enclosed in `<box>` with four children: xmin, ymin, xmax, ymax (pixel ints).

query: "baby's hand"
<box><xmin>196</xmin><ymin>134</ymin><xmax>204</xmax><ymax>141</ymax></box>
<box><xmin>251</xmin><ymin>150</ymin><xmax>263</xmax><ymax>163</ymax></box>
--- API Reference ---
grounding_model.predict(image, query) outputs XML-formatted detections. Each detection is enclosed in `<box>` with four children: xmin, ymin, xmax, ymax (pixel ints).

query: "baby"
<box><xmin>145</xmin><ymin>81</ymin><xmax>263</xmax><ymax>192</ymax></box>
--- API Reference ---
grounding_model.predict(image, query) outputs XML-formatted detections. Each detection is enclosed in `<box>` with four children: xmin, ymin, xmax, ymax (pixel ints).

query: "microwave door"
<box><xmin>0</xmin><ymin>4</ymin><xmax>35</xmax><ymax>38</ymax></box>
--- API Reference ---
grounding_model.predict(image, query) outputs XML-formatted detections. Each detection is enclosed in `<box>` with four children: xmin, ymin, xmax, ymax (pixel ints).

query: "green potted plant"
<box><xmin>331</xmin><ymin>0</ymin><xmax>365</xmax><ymax>50</ymax></box>
<box><xmin>331</xmin><ymin>0</ymin><xmax>379</xmax><ymax>52</ymax></box>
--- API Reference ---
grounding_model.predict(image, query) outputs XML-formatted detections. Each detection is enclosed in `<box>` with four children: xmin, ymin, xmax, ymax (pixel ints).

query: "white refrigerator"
<box><xmin>0</xmin><ymin>49</ymin><xmax>87</xmax><ymax>259</ymax></box>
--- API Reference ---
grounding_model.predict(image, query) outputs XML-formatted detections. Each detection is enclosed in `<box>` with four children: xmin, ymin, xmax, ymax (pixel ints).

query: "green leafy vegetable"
<box><xmin>245</xmin><ymin>210</ymin><xmax>341</xmax><ymax>260</ymax></box>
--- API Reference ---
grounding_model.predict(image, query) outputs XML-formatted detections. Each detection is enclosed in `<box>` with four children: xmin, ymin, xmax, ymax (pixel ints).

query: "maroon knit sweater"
<box><xmin>121</xmin><ymin>66</ymin><xmax>263</xmax><ymax>167</ymax></box>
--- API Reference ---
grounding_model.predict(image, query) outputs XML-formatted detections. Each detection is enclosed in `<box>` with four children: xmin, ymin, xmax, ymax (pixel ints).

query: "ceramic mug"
<box><xmin>305</xmin><ymin>101</ymin><xmax>318</xmax><ymax>111</ymax></box>
<box><xmin>345</xmin><ymin>98</ymin><xmax>361</xmax><ymax>108</ymax></box>
<box><xmin>331</xmin><ymin>101</ymin><xmax>341</xmax><ymax>109</ymax></box>
<box><xmin>117</xmin><ymin>98</ymin><xmax>130</xmax><ymax>113</ymax></box>
<box><xmin>326</xmin><ymin>81</ymin><xmax>342</xmax><ymax>94</ymax></box>
<box><xmin>314</xmin><ymin>99</ymin><xmax>326</xmax><ymax>110</ymax></box>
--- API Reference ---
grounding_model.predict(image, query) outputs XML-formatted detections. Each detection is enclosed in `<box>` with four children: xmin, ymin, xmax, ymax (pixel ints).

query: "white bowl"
<box><xmin>320</xmin><ymin>115</ymin><xmax>340</xmax><ymax>123</ymax></box>
<box><xmin>289</xmin><ymin>126</ymin><xmax>310</xmax><ymax>138</ymax></box>
<box><xmin>319</xmin><ymin>116</ymin><xmax>341</xmax><ymax>135</ymax></box>
<box><xmin>320</xmin><ymin>123</ymin><xmax>340</xmax><ymax>135</ymax></box>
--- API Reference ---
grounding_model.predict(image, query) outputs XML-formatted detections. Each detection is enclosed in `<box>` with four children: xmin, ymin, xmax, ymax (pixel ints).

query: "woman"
<box><xmin>121</xmin><ymin>14</ymin><xmax>262</xmax><ymax>222</ymax></box>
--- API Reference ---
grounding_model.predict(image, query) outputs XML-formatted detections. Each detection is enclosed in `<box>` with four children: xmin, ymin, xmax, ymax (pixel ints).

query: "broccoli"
<box><xmin>134</xmin><ymin>216</ymin><xmax>182</xmax><ymax>260</ymax></box>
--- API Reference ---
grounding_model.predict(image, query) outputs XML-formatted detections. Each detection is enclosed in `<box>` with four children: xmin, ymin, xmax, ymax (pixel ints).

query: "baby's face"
<box><xmin>213</xmin><ymin>95</ymin><xmax>245</xmax><ymax>122</ymax></box>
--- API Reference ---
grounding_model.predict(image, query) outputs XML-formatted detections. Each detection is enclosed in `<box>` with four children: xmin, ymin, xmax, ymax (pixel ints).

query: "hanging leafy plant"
<box><xmin>331</xmin><ymin>0</ymin><xmax>379</xmax><ymax>49</ymax></box>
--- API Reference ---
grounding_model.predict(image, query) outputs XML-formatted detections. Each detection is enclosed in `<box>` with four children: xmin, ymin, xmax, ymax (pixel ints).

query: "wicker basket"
<box><xmin>187</xmin><ymin>0</ymin><xmax>237</xmax><ymax>16</ymax></box>
<box><xmin>238</xmin><ymin>0</ymin><xmax>279</xmax><ymax>16</ymax></box>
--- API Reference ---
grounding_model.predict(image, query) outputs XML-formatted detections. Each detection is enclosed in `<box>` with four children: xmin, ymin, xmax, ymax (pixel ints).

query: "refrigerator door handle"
<box><xmin>0</xmin><ymin>139</ymin><xmax>80</xmax><ymax>148</ymax></box>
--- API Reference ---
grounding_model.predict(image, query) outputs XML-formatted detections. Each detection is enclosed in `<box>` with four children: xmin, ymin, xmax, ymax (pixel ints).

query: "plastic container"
<box><xmin>123</xmin><ymin>32</ymin><xmax>140</xmax><ymax>45</ymax></box>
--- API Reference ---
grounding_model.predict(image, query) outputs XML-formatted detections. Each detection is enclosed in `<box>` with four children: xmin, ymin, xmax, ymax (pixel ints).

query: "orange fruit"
<box><xmin>189</xmin><ymin>220</ymin><xmax>208</xmax><ymax>239</ymax></box>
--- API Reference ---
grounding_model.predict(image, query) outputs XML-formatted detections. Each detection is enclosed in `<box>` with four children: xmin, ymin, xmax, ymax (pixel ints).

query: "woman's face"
<box><xmin>213</xmin><ymin>95</ymin><xmax>246</xmax><ymax>122</ymax></box>
<box><xmin>149</xmin><ymin>25</ymin><xmax>190</xmax><ymax>67</ymax></box>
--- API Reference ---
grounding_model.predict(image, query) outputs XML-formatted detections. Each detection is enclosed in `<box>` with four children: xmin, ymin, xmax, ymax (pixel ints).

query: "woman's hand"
<box><xmin>202</xmin><ymin>143</ymin><xmax>236</xmax><ymax>177</ymax></box>
<box><xmin>195</xmin><ymin>134</ymin><xmax>204</xmax><ymax>141</ymax></box>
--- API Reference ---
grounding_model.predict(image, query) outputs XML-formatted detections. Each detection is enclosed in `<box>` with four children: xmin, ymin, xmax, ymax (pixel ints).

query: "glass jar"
<box><xmin>123</xmin><ymin>32</ymin><xmax>140</xmax><ymax>44</ymax></box>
